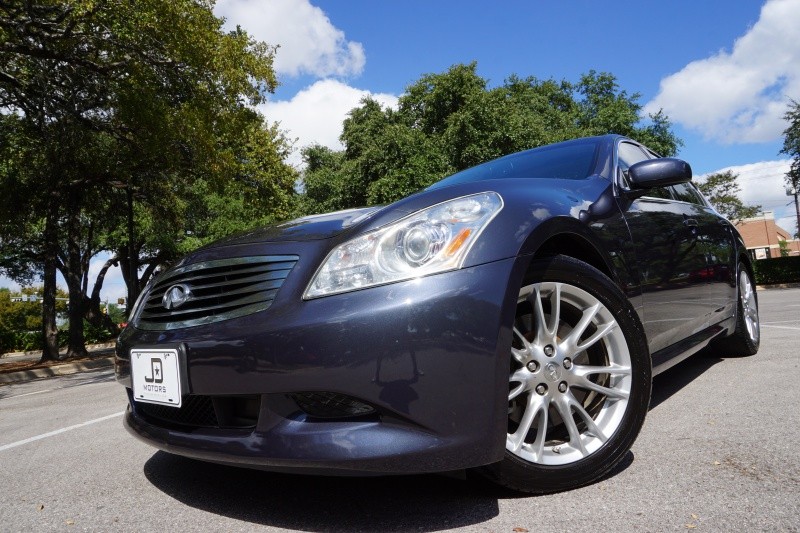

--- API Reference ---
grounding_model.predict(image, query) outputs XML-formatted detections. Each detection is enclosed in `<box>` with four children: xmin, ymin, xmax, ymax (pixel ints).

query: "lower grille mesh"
<box><xmin>138</xmin><ymin>395</ymin><xmax>218</xmax><ymax>427</ymax></box>
<box><xmin>135</xmin><ymin>394</ymin><xmax>260</xmax><ymax>429</ymax></box>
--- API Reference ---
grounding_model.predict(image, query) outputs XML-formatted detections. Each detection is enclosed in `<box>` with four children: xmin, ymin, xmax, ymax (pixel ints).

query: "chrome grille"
<box><xmin>135</xmin><ymin>255</ymin><xmax>298</xmax><ymax>330</ymax></box>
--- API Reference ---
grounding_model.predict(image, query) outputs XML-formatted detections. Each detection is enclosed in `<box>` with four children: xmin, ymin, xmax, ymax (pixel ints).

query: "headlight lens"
<box><xmin>304</xmin><ymin>192</ymin><xmax>503</xmax><ymax>299</ymax></box>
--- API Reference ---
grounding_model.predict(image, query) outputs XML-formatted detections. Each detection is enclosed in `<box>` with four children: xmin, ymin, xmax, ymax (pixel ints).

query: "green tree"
<box><xmin>300</xmin><ymin>63</ymin><xmax>682</xmax><ymax>213</ymax></box>
<box><xmin>780</xmin><ymin>99</ymin><xmax>800</xmax><ymax>238</ymax></box>
<box><xmin>696</xmin><ymin>170</ymin><xmax>761</xmax><ymax>223</ymax></box>
<box><xmin>0</xmin><ymin>1</ymin><xmax>294</xmax><ymax>360</ymax></box>
<box><xmin>0</xmin><ymin>286</ymin><xmax>67</xmax><ymax>354</ymax></box>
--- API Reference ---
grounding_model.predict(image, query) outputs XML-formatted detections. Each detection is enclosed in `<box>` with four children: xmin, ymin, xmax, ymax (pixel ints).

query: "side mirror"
<box><xmin>628</xmin><ymin>158</ymin><xmax>692</xmax><ymax>189</ymax></box>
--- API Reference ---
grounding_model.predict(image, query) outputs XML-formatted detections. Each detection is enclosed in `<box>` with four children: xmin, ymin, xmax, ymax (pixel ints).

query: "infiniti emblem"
<box><xmin>162</xmin><ymin>284</ymin><xmax>192</xmax><ymax>310</ymax></box>
<box><xmin>544</xmin><ymin>362</ymin><xmax>562</xmax><ymax>382</ymax></box>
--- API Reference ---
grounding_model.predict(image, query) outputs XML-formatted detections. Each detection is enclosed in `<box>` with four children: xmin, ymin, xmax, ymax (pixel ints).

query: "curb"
<box><xmin>756</xmin><ymin>282</ymin><xmax>800</xmax><ymax>290</ymax></box>
<box><xmin>1</xmin><ymin>341</ymin><xmax>116</xmax><ymax>360</ymax></box>
<box><xmin>0</xmin><ymin>357</ymin><xmax>114</xmax><ymax>385</ymax></box>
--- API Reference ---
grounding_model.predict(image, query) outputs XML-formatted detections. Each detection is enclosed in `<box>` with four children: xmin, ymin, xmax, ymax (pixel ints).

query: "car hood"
<box><xmin>206</xmin><ymin>206</ymin><xmax>383</xmax><ymax>247</ymax></box>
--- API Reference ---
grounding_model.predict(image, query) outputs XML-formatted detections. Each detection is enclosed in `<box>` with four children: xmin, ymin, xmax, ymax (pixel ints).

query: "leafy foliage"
<box><xmin>0</xmin><ymin>1</ymin><xmax>294</xmax><ymax>359</ymax></box>
<box><xmin>696</xmin><ymin>170</ymin><xmax>761</xmax><ymax>223</ymax></box>
<box><xmin>0</xmin><ymin>287</ymin><xmax>67</xmax><ymax>353</ymax></box>
<box><xmin>781</xmin><ymin>99</ymin><xmax>800</xmax><ymax>190</ymax></box>
<box><xmin>752</xmin><ymin>256</ymin><xmax>800</xmax><ymax>284</ymax></box>
<box><xmin>780</xmin><ymin>99</ymin><xmax>800</xmax><ymax>238</ymax></box>
<box><xmin>300</xmin><ymin>63</ymin><xmax>682</xmax><ymax>213</ymax></box>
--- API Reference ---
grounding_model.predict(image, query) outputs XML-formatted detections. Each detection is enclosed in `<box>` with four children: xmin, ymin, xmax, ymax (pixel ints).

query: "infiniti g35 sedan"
<box><xmin>115</xmin><ymin>134</ymin><xmax>760</xmax><ymax>493</ymax></box>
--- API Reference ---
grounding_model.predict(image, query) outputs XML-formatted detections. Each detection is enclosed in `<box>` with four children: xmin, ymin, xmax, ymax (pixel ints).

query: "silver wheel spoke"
<box><xmin>576</xmin><ymin>320</ymin><xmax>617</xmax><ymax>352</ymax></box>
<box><xmin>554</xmin><ymin>397</ymin><xmax>587</xmax><ymax>456</ymax></box>
<box><xmin>512</xmin><ymin>327</ymin><xmax>530</xmax><ymax>348</ymax></box>
<box><xmin>567</xmin><ymin>393</ymin><xmax>607</xmax><ymax>443</ymax></box>
<box><xmin>509</xmin><ymin>383</ymin><xmax>526</xmax><ymax>402</ymax></box>
<box><xmin>571</xmin><ymin>363</ymin><xmax>631</xmax><ymax>378</ymax></box>
<box><xmin>532</xmin><ymin>286</ymin><xmax>548</xmax><ymax>344</ymax></box>
<box><xmin>510</xmin><ymin>367</ymin><xmax>529</xmax><ymax>387</ymax></box>
<box><xmin>563</xmin><ymin>302</ymin><xmax>601</xmax><ymax>351</ymax></box>
<box><xmin>547</xmin><ymin>283</ymin><xmax>561</xmax><ymax>337</ymax></box>
<box><xmin>509</xmin><ymin>394</ymin><xmax>543</xmax><ymax>452</ymax></box>
<box><xmin>511</xmin><ymin>345</ymin><xmax>528</xmax><ymax>365</ymax></box>
<box><xmin>573</xmin><ymin>376</ymin><xmax>630</xmax><ymax>400</ymax></box>
<box><xmin>511</xmin><ymin>327</ymin><xmax>532</xmax><ymax>364</ymax></box>
<box><xmin>529</xmin><ymin>400</ymin><xmax>549</xmax><ymax>462</ymax></box>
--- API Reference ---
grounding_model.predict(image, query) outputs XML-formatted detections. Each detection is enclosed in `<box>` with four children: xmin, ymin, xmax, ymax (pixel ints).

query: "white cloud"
<box><xmin>699</xmin><ymin>159</ymin><xmax>798</xmax><ymax>233</ymax></box>
<box><xmin>260</xmin><ymin>79</ymin><xmax>398</xmax><ymax>166</ymax></box>
<box><xmin>214</xmin><ymin>0</ymin><xmax>365</xmax><ymax>78</ymax></box>
<box><xmin>644</xmin><ymin>0</ymin><xmax>800</xmax><ymax>143</ymax></box>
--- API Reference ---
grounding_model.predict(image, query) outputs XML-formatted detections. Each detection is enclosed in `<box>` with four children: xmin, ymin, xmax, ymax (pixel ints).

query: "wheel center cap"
<box><xmin>543</xmin><ymin>362</ymin><xmax>562</xmax><ymax>382</ymax></box>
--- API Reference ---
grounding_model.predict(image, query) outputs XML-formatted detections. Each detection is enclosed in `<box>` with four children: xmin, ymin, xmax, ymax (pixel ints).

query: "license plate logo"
<box><xmin>131</xmin><ymin>349</ymin><xmax>182</xmax><ymax>407</ymax></box>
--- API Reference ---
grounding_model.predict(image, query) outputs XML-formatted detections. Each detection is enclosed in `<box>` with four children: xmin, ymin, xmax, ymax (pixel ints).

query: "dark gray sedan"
<box><xmin>115</xmin><ymin>134</ymin><xmax>759</xmax><ymax>493</ymax></box>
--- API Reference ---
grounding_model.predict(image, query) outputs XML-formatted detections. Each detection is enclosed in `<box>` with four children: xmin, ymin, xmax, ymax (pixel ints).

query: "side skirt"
<box><xmin>651</xmin><ymin>316</ymin><xmax>735</xmax><ymax>376</ymax></box>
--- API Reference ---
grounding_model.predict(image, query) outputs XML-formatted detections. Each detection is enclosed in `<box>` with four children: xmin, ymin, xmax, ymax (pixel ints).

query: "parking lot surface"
<box><xmin>1</xmin><ymin>288</ymin><xmax>798</xmax><ymax>532</ymax></box>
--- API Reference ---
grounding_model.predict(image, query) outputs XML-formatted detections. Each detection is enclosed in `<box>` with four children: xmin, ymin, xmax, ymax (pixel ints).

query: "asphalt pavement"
<box><xmin>0</xmin><ymin>288</ymin><xmax>798</xmax><ymax>532</ymax></box>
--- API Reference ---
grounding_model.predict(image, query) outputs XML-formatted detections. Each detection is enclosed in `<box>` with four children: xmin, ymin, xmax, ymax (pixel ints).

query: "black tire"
<box><xmin>477</xmin><ymin>255</ymin><xmax>651</xmax><ymax>494</ymax></box>
<box><xmin>711</xmin><ymin>263</ymin><xmax>760</xmax><ymax>357</ymax></box>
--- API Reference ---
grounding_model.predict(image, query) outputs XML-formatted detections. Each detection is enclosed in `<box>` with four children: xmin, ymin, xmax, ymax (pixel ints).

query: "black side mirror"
<box><xmin>628</xmin><ymin>158</ymin><xmax>692</xmax><ymax>189</ymax></box>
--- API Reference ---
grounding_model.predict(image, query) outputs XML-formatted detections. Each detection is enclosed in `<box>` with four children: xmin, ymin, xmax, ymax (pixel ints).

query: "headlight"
<box><xmin>304</xmin><ymin>192</ymin><xmax>503</xmax><ymax>299</ymax></box>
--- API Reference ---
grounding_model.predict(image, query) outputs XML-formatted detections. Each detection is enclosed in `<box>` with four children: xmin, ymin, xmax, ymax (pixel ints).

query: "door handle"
<box><xmin>683</xmin><ymin>218</ymin><xmax>699</xmax><ymax>227</ymax></box>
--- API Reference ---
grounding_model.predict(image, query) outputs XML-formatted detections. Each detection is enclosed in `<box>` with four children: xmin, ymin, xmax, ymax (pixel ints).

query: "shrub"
<box><xmin>753</xmin><ymin>256</ymin><xmax>800</xmax><ymax>284</ymax></box>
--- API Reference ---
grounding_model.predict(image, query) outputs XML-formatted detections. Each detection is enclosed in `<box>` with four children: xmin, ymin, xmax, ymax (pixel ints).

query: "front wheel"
<box><xmin>478</xmin><ymin>255</ymin><xmax>651</xmax><ymax>494</ymax></box>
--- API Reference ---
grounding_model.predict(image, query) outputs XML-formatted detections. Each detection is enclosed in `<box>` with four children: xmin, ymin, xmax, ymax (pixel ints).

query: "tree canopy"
<box><xmin>781</xmin><ymin>99</ymin><xmax>800</xmax><ymax>238</ymax></box>
<box><xmin>696</xmin><ymin>170</ymin><xmax>761</xmax><ymax>223</ymax></box>
<box><xmin>782</xmin><ymin>99</ymin><xmax>800</xmax><ymax>191</ymax></box>
<box><xmin>300</xmin><ymin>63</ymin><xmax>682</xmax><ymax>213</ymax></box>
<box><xmin>0</xmin><ymin>1</ymin><xmax>295</xmax><ymax>360</ymax></box>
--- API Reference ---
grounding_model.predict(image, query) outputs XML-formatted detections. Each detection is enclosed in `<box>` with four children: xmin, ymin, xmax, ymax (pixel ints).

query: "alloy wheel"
<box><xmin>739</xmin><ymin>269</ymin><xmax>759</xmax><ymax>344</ymax></box>
<box><xmin>507</xmin><ymin>281</ymin><xmax>632</xmax><ymax>466</ymax></box>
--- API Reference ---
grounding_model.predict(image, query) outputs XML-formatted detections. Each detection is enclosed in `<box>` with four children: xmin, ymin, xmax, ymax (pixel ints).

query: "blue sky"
<box><xmin>215</xmin><ymin>0</ymin><xmax>798</xmax><ymax>227</ymax></box>
<box><xmin>3</xmin><ymin>0</ymin><xmax>799</xmax><ymax>299</ymax></box>
<box><xmin>261</xmin><ymin>0</ymin><xmax>778</xmax><ymax>170</ymax></box>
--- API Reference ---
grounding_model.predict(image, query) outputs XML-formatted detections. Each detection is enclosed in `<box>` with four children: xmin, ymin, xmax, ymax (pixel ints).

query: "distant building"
<box><xmin>735</xmin><ymin>212</ymin><xmax>800</xmax><ymax>259</ymax></box>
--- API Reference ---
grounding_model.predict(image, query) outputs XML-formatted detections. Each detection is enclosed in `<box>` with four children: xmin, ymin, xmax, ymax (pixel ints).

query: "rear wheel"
<box><xmin>478</xmin><ymin>255</ymin><xmax>651</xmax><ymax>493</ymax></box>
<box><xmin>711</xmin><ymin>264</ymin><xmax>759</xmax><ymax>357</ymax></box>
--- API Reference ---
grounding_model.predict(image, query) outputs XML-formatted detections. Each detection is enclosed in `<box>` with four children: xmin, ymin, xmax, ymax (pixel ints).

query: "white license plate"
<box><xmin>131</xmin><ymin>348</ymin><xmax>183</xmax><ymax>408</ymax></box>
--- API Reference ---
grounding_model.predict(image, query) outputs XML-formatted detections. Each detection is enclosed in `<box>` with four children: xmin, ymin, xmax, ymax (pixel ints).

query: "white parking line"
<box><xmin>761</xmin><ymin>324</ymin><xmax>800</xmax><ymax>331</ymax></box>
<box><xmin>9</xmin><ymin>389</ymin><xmax>52</xmax><ymax>399</ymax></box>
<box><xmin>0</xmin><ymin>411</ymin><xmax>124</xmax><ymax>452</ymax></box>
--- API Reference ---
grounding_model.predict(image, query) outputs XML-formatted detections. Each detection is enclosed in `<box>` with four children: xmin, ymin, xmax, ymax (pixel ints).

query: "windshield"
<box><xmin>428</xmin><ymin>140</ymin><xmax>599</xmax><ymax>190</ymax></box>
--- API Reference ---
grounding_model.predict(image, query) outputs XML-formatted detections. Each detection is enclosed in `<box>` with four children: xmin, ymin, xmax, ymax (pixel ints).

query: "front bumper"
<box><xmin>116</xmin><ymin>257</ymin><xmax>520</xmax><ymax>474</ymax></box>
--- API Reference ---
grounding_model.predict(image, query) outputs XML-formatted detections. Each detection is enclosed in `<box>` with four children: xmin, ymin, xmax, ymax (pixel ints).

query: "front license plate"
<box><xmin>131</xmin><ymin>348</ymin><xmax>183</xmax><ymax>408</ymax></box>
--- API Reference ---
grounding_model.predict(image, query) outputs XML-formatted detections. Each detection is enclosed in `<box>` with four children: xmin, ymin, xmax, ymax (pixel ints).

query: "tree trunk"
<box><xmin>84</xmin><ymin>255</ymin><xmax>121</xmax><ymax>336</ymax></box>
<box><xmin>125</xmin><ymin>187</ymin><xmax>139</xmax><ymax>310</ymax></box>
<box><xmin>40</xmin><ymin>200</ymin><xmax>61</xmax><ymax>362</ymax></box>
<box><xmin>65</xmin><ymin>268</ymin><xmax>88</xmax><ymax>358</ymax></box>
<box><xmin>65</xmin><ymin>194</ymin><xmax>88</xmax><ymax>359</ymax></box>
